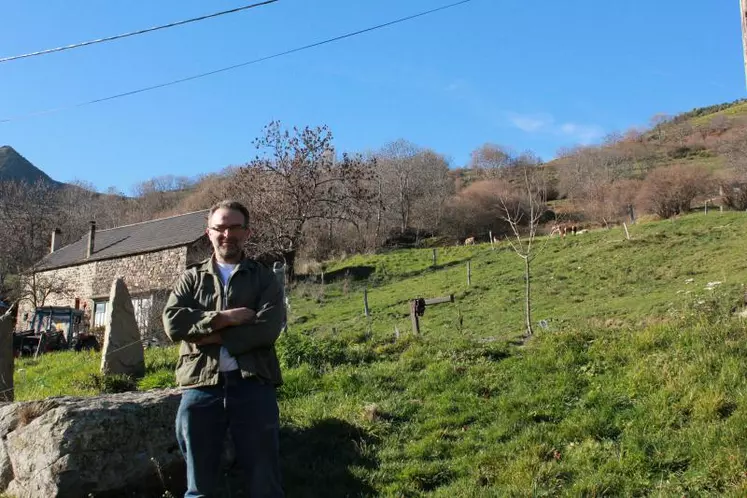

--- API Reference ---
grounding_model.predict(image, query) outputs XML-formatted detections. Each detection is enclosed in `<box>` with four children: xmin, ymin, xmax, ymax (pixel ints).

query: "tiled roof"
<box><xmin>36</xmin><ymin>210</ymin><xmax>209</xmax><ymax>271</ymax></box>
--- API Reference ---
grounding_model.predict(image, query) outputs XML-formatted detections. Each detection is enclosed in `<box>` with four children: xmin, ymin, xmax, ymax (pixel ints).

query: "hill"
<box><xmin>0</xmin><ymin>146</ymin><xmax>63</xmax><ymax>187</ymax></box>
<box><xmin>547</xmin><ymin>98</ymin><xmax>747</xmax><ymax>178</ymax></box>
<box><xmin>14</xmin><ymin>212</ymin><xmax>747</xmax><ymax>496</ymax></box>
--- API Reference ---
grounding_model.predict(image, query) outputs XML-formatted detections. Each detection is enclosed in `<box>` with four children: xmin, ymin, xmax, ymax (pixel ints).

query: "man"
<box><xmin>163</xmin><ymin>200</ymin><xmax>285</xmax><ymax>498</ymax></box>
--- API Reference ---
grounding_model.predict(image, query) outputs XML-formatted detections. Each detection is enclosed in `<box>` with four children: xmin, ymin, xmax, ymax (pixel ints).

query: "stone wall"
<box><xmin>91</xmin><ymin>247</ymin><xmax>187</xmax><ymax>299</ymax></box>
<box><xmin>15</xmin><ymin>264</ymin><xmax>94</xmax><ymax>331</ymax></box>
<box><xmin>16</xmin><ymin>247</ymin><xmax>188</xmax><ymax>335</ymax></box>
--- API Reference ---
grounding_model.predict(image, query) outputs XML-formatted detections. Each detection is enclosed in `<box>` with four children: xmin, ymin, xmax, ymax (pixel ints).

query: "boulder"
<box><xmin>0</xmin><ymin>389</ymin><xmax>184</xmax><ymax>498</ymax></box>
<box><xmin>100</xmin><ymin>278</ymin><xmax>145</xmax><ymax>378</ymax></box>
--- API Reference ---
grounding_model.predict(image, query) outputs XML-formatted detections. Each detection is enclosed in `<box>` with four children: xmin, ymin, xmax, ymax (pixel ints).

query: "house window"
<box><xmin>93</xmin><ymin>301</ymin><xmax>107</xmax><ymax>327</ymax></box>
<box><xmin>132</xmin><ymin>295</ymin><xmax>153</xmax><ymax>331</ymax></box>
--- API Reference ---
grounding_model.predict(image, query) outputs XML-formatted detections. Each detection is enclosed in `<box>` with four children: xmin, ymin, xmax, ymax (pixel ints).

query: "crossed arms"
<box><xmin>162</xmin><ymin>270</ymin><xmax>285</xmax><ymax>355</ymax></box>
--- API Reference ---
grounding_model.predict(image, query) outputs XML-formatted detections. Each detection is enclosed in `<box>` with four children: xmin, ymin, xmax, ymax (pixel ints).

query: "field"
<box><xmin>13</xmin><ymin>212</ymin><xmax>747</xmax><ymax>496</ymax></box>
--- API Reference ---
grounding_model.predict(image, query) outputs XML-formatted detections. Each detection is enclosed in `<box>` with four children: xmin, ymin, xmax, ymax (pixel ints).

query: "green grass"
<box><xmin>689</xmin><ymin>101</ymin><xmax>747</xmax><ymax>127</ymax></box>
<box><xmin>11</xmin><ymin>212</ymin><xmax>747</xmax><ymax>496</ymax></box>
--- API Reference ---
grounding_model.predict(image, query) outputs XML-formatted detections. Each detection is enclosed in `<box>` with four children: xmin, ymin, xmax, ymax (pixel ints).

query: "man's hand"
<box><xmin>210</xmin><ymin>307</ymin><xmax>257</xmax><ymax>331</ymax></box>
<box><xmin>223</xmin><ymin>307</ymin><xmax>257</xmax><ymax>326</ymax></box>
<box><xmin>194</xmin><ymin>333</ymin><xmax>223</xmax><ymax>345</ymax></box>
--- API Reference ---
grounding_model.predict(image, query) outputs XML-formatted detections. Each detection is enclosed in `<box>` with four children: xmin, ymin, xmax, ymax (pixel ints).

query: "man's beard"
<box><xmin>217</xmin><ymin>241</ymin><xmax>242</xmax><ymax>260</ymax></box>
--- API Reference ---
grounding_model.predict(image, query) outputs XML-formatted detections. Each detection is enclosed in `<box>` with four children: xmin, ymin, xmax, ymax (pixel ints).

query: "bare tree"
<box><xmin>469</xmin><ymin>143</ymin><xmax>514</xmax><ymax>179</ymax></box>
<box><xmin>555</xmin><ymin>145</ymin><xmax>635</xmax><ymax>210</ymax></box>
<box><xmin>376</xmin><ymin>140</ymin><xmax>423</xmax><ymax>234</ymax></box>
<box><xmin>233</xmin><ymin>122</ymin><xmax>374</xmax><ymax>273</ymax></box>
<box><xmin>714</xmin><ymin>129</ymin><xmax>747</xmax><ymax>209</ymax></box>
<box><xmin>650</xmin><ymin>113</ymin><xmax>672</xmax><ymax>143</ymax></box>
<box><xmin>496</xmin><ymin>161</ymin><xmax>549</xmax><ymax>337</ymax></box>
<box><xmin>709</xmin><ymin>115</ymin><xmax>731</xmax><ymax>137</ymax></box>
<box><xmin>408</xmin><ymin>150</ymin><xmax>453</xmax><ymax>234</ymax></box>
<box><xmin>129</xmin><ymin>175</ymin><xmax>194</xmax><ymax>221</ymax></box>
<box><xmin>19</xmin><ymin>267</ymin><xmax>75</xmax><ymax>310</ymax></box>
<box><xmin>0</xmin><ymin>180</ymin><xmax>61</xmax><ymax>295</ymax></box>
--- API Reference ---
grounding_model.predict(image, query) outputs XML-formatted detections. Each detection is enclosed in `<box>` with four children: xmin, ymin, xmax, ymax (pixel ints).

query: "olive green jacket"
<box><xmin>162</xmin><ymin>257</ymin><xmax>284</xmax><ymax>388</ymax></box>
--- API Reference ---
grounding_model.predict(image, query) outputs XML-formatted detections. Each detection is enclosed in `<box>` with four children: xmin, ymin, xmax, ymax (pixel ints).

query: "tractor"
<box><xmin>13</xmin><ymin>306</ymin><xmax>100</xmax><ymax>357</ymax></box>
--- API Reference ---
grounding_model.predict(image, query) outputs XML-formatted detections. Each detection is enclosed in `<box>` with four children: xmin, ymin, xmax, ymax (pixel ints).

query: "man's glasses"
<box><xmin>208</xmin><ymin>224</ymin><xmax>247</xmax><ymax>234</ymax></box>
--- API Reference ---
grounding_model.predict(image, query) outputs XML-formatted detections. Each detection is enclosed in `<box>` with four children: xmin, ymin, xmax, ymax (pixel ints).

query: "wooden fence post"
<box><xmin>410</xmin><ymin>301</ymin><xmax>420</xmax><ymax>335</ymax></box>
<box><xmin>363</xmin><ymin>288</ymin><xmax>370</xmax><ymax>317</ymax></box>
<box><xmin>467</xmin><ymin>260</ymin><xmax>472</xmax><ymax>286</ymax></box>
<box><xmin>489</xmin><ymin>231</ymin><xmax>494</xmax><ymax>250</ymax></box>
<box><xmin>432</xmin><ymin>248</ymin><xmax>437</xmax><ymax>266</ymax></box>
<box><xmin>409</xmin><ymin>295</ymin><xmax>454</xmax><ymax>335</ymax></box>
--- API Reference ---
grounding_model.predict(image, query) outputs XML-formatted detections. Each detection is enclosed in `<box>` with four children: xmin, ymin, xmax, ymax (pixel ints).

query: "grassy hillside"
<box><xmin>13</xmin><ymin>212</ymin><xmax>747</xmax><ymax>496</ymax></box>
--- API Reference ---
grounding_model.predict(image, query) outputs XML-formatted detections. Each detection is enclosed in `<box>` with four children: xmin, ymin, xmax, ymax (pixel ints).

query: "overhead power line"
<box><xmin>0</xmin><ymin>0</ymin><xmax>473</xmax><ymax>123</ymax></box>
<box><xmin>0</xmin><ymin>0</ymin><xmax>279</xmax><ymax>64</ymax></box>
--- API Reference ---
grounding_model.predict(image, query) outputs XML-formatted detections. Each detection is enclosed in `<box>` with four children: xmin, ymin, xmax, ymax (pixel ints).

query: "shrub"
<box><xmin>637</xmin><ymin>165</ymin><xmax>712</xmax><ymax>218</ymax></box>
<box><xmin>74</xmin><ymin>373</ymin><xmax>138</xmax><ymax>394</ymax></box>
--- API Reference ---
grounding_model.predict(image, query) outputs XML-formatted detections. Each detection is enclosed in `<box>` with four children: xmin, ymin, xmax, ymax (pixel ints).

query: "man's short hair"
<box><xmin>208</xmin><ymin>200</ymin><xmax>250</xmax><ymax>226</ymax></box>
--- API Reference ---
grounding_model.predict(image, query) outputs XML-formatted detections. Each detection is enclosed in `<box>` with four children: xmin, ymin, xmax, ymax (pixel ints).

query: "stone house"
<box><xmin>18</xmin><ymin>210</ymin><xmax>212</xmax><ymax>342</ymax></box>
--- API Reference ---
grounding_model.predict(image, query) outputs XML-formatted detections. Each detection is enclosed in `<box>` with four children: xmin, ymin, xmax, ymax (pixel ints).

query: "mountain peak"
<box><xmin>0</xmin><ymin>146</ymin><xmax>61</xmax><ymax>187</ymax></box>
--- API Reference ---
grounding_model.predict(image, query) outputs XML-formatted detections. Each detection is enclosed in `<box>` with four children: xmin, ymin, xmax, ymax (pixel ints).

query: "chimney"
<box><xmin>50</xmin><ymin>228</ymin><xmax>61</xmax><ymax>254</ymax></box>
<box><xmin>86</xmin><ymin>221</ymin><xmax>96</xmax><ymax>259</ymax></box>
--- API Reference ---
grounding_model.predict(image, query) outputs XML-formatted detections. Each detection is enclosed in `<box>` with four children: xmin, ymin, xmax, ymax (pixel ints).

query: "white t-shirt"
<box><xmin>215</xmin><ymin>261</ymin><xmax>240</xmax><ymax>372</ymax></box>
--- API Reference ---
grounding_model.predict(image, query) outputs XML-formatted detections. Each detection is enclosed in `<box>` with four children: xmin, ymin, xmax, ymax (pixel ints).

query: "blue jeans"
<box><xmin>176</xmin><ymin>371</ymin><xmax>284</xmax><ymax>498</ymax></box>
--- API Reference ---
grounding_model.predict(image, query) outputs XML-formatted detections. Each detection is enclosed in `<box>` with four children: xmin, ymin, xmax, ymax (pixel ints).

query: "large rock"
<box><xmin>100</xmin><ymin>278</ymin><xmax>145</xmax><ymax>378</ymax></box>
<box><xmin>0</xmin><ymin>303</ymin><xmax>17</xmax><ymax>402</ymax></box>
<box><xmin>0</xmin><ymin>390</ymin><xmax>184</xmax><ymax>498</ymax></box>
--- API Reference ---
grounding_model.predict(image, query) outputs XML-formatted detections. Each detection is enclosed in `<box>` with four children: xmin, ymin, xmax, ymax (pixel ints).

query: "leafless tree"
<box><xmin>496</xmin><ymin>160</ymin><xmax>549</xmax><ymax>337</ymax></box>
<box><xmin>715</xmin><ymin>128</ymin><xmax>747</xmax><ymax>209</ymax></box>
<box><xmin>469</xmin><ymin>143</ymin><xmax>514</xmax><ymax>179</ymax></box>
<box><xmin>233</xmin><ymin>122</ymin><xmax>374</xmax><ymax>273</ymax></box>
<box><xmin>709</xmin><ymin>115</ymin><xmax>731</xmax><ymax>136</ymax></box>
<box><xmin>0</xmin><ymin>180</ymin><xmax>61</xmax><ymax>293</ymax></box>
<box><xmin>129</xmin><ymin>175</ymin><xmax>194</xmax><ymax>221</ymax></box>
<box><xmin>19</xmin><ymin>267</ymin><xmax>75</xmax><ymax>309</ymax></box>
<box><xmin>555</xmin><ymin>145</ymin><xmax>633</xmax><ymax>204</ymax></box>
<box><xmin>650</xmin><ymin>113</ymin><xmax>671</xmax><ymax>143</ymax></box>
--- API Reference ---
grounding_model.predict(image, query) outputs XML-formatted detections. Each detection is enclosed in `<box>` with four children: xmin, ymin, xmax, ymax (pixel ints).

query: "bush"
<box><xmin>718</xmin><ymin>176</ymin><xmax>747</xmax><ymax>211</ymax></box>
<box><xmin>440</xmin><ymin>179</ymin><xmax>532</xmax><ymax>240</ymax></box>
<box><xmin>637</xmin><ymin>165</ymin><xmax>712</xmax><ymax>218</ymax></box>
<box><xmin>74</xmin><ymin>373</ymin><xmax>138</xmax><ymax>394</ymax></box>
<box><xmin>667</xmin><ymin>145</ymin><xmax>706</xmax><ymax>159</ymax></box>
<box><xmin>138</xmin><ymin>370</ymin><xmax>176</xmax><ymax>390</ymax></box>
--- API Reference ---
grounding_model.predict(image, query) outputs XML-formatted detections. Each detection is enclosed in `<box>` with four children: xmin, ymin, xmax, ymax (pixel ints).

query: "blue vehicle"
<box><xmin>13</xmin><ymin>306</ymin><xmax>100</xmax><ymax>357</ymax></box>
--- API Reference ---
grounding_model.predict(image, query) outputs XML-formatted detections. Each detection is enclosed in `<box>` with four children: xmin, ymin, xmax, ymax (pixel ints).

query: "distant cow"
<box><xmin>549</xmin><ymin>223</ymin><xmax>580</xmax><ymax>238</ymax></box>
<box><xmin>464</xmin><ymin>236</ymin><xmax>476</xmax><ymax>245</ymax></box>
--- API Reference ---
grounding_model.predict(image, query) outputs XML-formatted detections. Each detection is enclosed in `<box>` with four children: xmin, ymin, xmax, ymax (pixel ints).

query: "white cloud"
<box><xmin>558</xmin><ymin>122</ymin><xmax>605</xmax><ymax>143</ymax></box>
<box><xmin>507</xmin><ymin>111</ymin><xmax>604</xmax><ymax>144</ymax></box>
<box><xmin>508</xmin><ymin>112</ymin><xmax>554</xmax><ymax>133</ymax></box>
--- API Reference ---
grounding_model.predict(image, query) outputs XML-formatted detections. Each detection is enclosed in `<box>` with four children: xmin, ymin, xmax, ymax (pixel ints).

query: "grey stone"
<box><xmin>2</xmin><ymin>390</ymin><xmax>183</xmax><ymax>498</ymax></box>
<box><xmin>0</xmin><ymin>399</ymin><xmax>60</xmax><ymax>493</ymax></box>
<box><xmin>100</xmin><ymin>278</ymin><xmax>145</xmax><ymax>378</ymax></box>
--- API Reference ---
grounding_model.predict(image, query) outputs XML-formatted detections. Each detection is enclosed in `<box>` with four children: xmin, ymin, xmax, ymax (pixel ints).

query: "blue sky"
<box><xmin>0</xmin><ymin>0</ymin><xmax>743</xmax><ymax>193</ymax></box>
